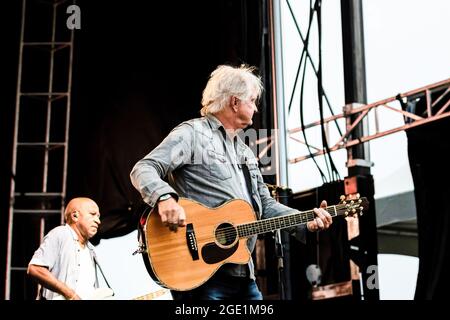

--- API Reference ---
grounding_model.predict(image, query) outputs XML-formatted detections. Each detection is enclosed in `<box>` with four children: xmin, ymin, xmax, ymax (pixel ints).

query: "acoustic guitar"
<box><xmin>142</xmin><ymin>194</ymin><xmax>368</xmax><ymax>291</ymax></box>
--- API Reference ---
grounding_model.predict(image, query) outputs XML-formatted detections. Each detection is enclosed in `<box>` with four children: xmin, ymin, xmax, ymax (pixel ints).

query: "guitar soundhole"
<box><xmin>215</xmin><ymin>223</ymin><xmax>237</xmax><ymax>246</ymax></box>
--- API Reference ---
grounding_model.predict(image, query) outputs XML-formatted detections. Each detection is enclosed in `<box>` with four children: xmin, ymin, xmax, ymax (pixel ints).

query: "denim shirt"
<box><xmin>29</xmin><ymin>224</ymin><xmax>99</xmax><ymax>300</ymax></box>
<box><xmin>130</xmin><ymin>114</ymin><xmax>306</xmax><ymax>279</ymax></box>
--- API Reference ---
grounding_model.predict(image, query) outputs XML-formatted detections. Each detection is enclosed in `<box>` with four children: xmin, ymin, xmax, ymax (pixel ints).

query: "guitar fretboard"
<box><xmin>237</xmin><ymin>205</ymin><xmax>346</xmax><ymax>237</ymax></box>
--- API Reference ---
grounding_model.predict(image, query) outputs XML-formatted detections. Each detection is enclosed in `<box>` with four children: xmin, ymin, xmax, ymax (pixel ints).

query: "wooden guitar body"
<box><xmin>144</xmin><ymin>198</ymin><xmax>256</xmax><ymax>291</ymax></box>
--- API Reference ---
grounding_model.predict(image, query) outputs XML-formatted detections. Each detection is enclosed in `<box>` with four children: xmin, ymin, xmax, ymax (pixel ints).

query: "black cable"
<box><xmin>285</xmin><ymin>0</ymin><xmax>343</xmax><ymax>138</ymax></box>
<box><xmin>299</xmin><ymin>0</ymin><xmax>328</xmax><ymax>183</ymax></box>
<box><xmin>287</xmin><ymin>42</ymin><xmax>307</xmax><ymax>113</ymax></box>
<box><xmin>315</xmin><ymin>0</ymin><xmax>341</xmax><ymax>181</ymax></box>
<box><xmin>314</xmin><ymin>0</ymin><xmax>331</xmax><ymax>181</ymax></box>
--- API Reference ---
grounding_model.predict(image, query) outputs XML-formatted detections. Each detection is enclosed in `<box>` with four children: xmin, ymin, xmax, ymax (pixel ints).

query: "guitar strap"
<box><xmin>241</xmin><ymin>160</ymin><xmax>260</xmax><ymax>216</ymax></box>
<box><xmin>218</xmin><ymin>126</ymin><xmax>260</xmax><ymax>216</ymax></box>
<box><xmin>93</xmin><ymin>254</ymin><xmax>114</xmax><ymax>295</ymax></box>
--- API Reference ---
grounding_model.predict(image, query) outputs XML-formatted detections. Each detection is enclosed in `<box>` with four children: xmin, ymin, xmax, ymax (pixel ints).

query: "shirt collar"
<box><xmin>207</xmin><ymin>113</ymin><xmax>252</xmax><ymax>156</ymax></box>
<box><xmin>205</xmin><ymin>113</ymin><xmax>223</xmax><ymax>131</ymax></box>
<box><xmin>65</xmin><ymin>224</ymin><xmax>94</xmax><ymax>250</ymax></box>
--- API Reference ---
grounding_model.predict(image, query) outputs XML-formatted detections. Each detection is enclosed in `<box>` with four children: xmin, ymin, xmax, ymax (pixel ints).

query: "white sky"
<box><xmin>278</xmin><ymin>0</ymin><xmax>449</xmax><ymax>299</ymax></box>
<box><xmin>281</xmin><ymin>0</ymin><xmax>450</xmax><ymax>198</ymax></box>
<box><xmin>95</xmin><ymin>230</ymin><xmax>172</xmax><ymax>300</ymax></box>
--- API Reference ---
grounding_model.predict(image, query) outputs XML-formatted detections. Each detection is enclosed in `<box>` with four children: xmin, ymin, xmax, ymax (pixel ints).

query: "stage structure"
<box><xmin>287</xmin><ymin>78</ymin><xmax>450</xmax><ymax>164</ymax></box>
<box><xmin>267</xmin><ymin>0</ymin><xmax>376</xmax><ymax>300</ymax></box>
<box><xmin>4</xmin><ymin>0</ymin><xmax>450</xmax><ymax>301</ymax></box>
<box><xmin>266</xmin><ymin>0</ymin><xmax>450</xmax><ymax>301</ymax></box>
<box><xmin>5</xmin><ymin>0</ymin><xmax>76</xmax><ymax>299</ymax></box>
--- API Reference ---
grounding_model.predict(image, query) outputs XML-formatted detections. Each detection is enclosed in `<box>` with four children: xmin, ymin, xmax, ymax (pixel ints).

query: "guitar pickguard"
<box><xmin>201</xmin><ymin>242</ymin><xmax>239</xmax><ymax>264</ymax></box>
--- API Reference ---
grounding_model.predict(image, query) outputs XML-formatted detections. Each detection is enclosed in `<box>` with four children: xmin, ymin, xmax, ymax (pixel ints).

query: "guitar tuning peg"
<box><xmin>352</xmin><ymin>208</ymin><xmax>356</xmax><ymax>214</ymax></box>
<box><xmin>344</xmin><ymin>211</ymin><xmax>349</xmax><ymax>217</ymax></box>
<box><xmin>356</xmin><ymin>193</ymin><xmax>360</xmax><ymax>199</ymax></box>
<box><xmin>340</xmin><ymin>195</ymin><xmax>346</xmax><ymax>202</ymax></box>
<box><xmin>358</xmin><ymin>199</ymin><xmax>362</xmax><ymax>204</ymax></box>
<box><xmin>350</xmin><ymin>200</ymin><xmax>354</xmax><ymax>205</ymax></box>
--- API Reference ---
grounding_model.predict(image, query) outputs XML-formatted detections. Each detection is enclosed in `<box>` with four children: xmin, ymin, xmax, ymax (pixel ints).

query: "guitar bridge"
<box><xmin>186</xmin><ymin>223</ymin><xmax>199</xmax><ymax>260</ymax></box>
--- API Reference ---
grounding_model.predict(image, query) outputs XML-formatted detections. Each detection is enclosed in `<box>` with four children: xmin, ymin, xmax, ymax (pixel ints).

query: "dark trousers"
<box><xmin>171</xmin><ymin>271</ymin><xmax>263</xmax><ymax>300</ymax></box>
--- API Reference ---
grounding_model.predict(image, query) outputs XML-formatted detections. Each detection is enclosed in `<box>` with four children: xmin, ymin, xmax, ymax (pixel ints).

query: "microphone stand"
<box><xmin>269</xmin><ymin>185</ymin><xmax>292</xmax><ymax>300</ymax></box>
<box><xmin>274</xmin><ymin>229</ymin><xmax>286</xmax><ymax>300</ymax></box>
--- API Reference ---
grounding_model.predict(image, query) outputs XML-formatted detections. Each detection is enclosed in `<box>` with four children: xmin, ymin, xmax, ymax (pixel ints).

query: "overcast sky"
<box><xmin>281</xmin><ymin>0</ymin><xmax>450</xmax><ymax>198</ymax></box>
<box><xmin>279</xmin><ymin>0</ymin><xmax>449</xmax><ymax>298</ymax></box>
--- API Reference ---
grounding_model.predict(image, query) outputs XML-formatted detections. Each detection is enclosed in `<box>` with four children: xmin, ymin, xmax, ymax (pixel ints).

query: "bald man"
<box><xmin>27</xmin><ymin>197</ymin><xmax>101</xmax><ymax>300</ymax></box>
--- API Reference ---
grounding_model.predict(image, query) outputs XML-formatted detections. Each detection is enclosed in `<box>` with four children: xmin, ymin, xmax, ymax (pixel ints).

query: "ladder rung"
<box><xmin>23</xmin><ymin>42</ymin><xmax>72</xmax><ymax>51</ymax></box>
<box><xmin>20</xmin><ymin>92</ymin><xmax>69</xmax><ymax>101</ymax></box>
<box><xmin>17</xmin><ymin>142</ymin><xmax>66</xmax><ymax>150</ymax></box>
<box><xmin>21</xmin><ymin>92</ymin><xmax>68</xmax><ymax>96</ymax></box>
<box><xmin>10</xmin><ymin>267</ymin><xmax>28</xmax><ymax>271</ymax></box>
<box><xmin>13</xmin><ymin>209</ymin><xmax>61</xmax><ymax>214</ymax></box>
<box><xmin>31</xmin><ymin>0</ymin><xmax>69</xmax><ymax>6</ymax></box>
<box><xmin>14</xmin><ymin>192</ymin><xmax>63</xmax><ymax>198</ymax></box>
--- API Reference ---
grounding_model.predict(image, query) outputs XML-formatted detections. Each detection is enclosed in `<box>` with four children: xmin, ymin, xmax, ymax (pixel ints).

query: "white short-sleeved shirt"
<box><xmin>29</xmin><ymin>224</ymin><xmax>98</xmax><ymax>300</ymax></box>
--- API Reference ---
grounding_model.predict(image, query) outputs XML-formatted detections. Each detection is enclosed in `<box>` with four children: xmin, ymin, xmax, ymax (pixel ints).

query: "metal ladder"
<box><xmin>5</xmin><ymin>0</ymin><xmax>75</xmax><ymax>299</ymax></box>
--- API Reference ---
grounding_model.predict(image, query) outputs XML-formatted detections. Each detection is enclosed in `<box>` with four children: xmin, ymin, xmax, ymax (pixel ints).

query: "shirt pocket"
<box><xmin>206</xmin><ymin>149</ymin><xmax>232</xmax><ymax>180</ymax></box>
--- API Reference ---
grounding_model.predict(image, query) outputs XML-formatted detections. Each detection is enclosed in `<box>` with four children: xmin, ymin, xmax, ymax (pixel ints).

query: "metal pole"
<box><xmin>340</xmin><ymin>0</ymin><xmax>379</xmax><ymax>300</ymax></box>
<box><xmin>268</xmin><ymin>0</ymin><xmax>291</xmax><ymax>300</ymax></box>
<box><xmin>340</xmin><ymin>0</ymin><xmax>371</xmax><ymax>176</ymax></box>
<box><xmin>5</xmin><ymin>0</ymin><xmax>26</xmax><ymax>300</ymax></box>
<box><xmin>269</xmin><ymin>0</ymin><xmax>288</xmax><ymax>186</ymax></box>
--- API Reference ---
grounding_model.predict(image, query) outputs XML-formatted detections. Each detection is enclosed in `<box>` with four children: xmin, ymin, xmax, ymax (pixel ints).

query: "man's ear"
<box><xmin>231</xmin><ymin>96</ymin><xmax>239</xmax><ymax>111</ymax></box>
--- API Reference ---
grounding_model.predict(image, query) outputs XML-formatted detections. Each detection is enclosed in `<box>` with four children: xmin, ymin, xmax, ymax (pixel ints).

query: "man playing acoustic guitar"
<box><xmin>130</xmin><ymin>64</ymin><xmax>332</xmax><ymax>300</ymax></box>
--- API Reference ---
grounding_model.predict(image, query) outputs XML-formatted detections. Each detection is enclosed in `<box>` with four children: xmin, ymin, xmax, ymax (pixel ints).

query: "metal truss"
<box><xmin>287</xmin><ymin>78</ymin><xmax>450</xmax><ymax>164</ymax></box>
<box><xmin>5</xmin><ymin>0</ymin><xmax>75</xmax><ymax>299</ymax></box>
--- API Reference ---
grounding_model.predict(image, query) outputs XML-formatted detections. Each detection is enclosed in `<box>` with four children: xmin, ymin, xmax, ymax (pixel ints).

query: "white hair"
<box><xmin>200</xmin><ymin>64</ymin><xmax>263</xmax><ymax>116</ymax></box>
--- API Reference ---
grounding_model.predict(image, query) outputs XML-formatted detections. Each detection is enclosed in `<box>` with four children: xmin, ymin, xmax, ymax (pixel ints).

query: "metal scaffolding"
<box><xmin>5</xmin><ymin>0</ymin><xmax>75</xmax><ymax>299</ymax></box>
<box><xmin>288</xmin><ymin>78</ymin><xmax>450</xmax><ymax>163</ymax></box>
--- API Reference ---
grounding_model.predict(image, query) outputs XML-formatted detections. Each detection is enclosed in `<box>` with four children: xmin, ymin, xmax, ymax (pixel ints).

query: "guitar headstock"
<box><xmin>339</xmin><ymin>193</ymin><xmax>369</xmax><ymax>217</ymax></box>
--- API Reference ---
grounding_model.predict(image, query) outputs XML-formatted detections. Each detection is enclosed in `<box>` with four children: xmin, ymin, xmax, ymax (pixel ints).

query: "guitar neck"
<box><xmin>237</xmin><ymin>204</ymin><xmax>345</xmax><ymax>237</ymax></box>
<box><xmin>134</xmin><ymin>289</ymin><xmax>168</xmax><ymax>300</ymax></box>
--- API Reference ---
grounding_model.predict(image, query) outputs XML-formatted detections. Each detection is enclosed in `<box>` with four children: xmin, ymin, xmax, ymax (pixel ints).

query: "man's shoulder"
<box><xmin>181</xmin><ymin>116</ymin><xmax>209</xmax><ymax>127</ymax></box>
<box><xmin>45</xmin><ymin>224</ymin><xmax>71</xmax><ymax>239</ymax></box>
<box><xmin>172</xmin><ymin>117</ymin><xmax>212</xmax><ymax>137</ymax></box>
<box><xmin>171</xmin><ymin>117</ymin><xmax>206</xmax><ymax>130</ymax></box>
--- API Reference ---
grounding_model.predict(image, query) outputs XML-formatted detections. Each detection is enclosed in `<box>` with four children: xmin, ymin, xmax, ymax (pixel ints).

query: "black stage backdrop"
<box><xmin>70</xmin><ymin>0</ymin><xmax>270</xmax><ymax>243</ymax></box>
<box><xmin>407</xmin><ymin>93</ymin><xmax>450</xmax><ymax>300</ymax></box>
<box><xmin>0</xmin><ymin>0</ymin><xmax>272</xmax><ymax>297</ymax></box>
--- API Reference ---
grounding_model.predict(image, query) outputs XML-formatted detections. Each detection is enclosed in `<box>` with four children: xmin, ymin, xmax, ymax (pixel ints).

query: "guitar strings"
<box><xmin>194</xmin><ymin>203</ymin><xmax>361</xmax><ymax>243</ymax></box>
